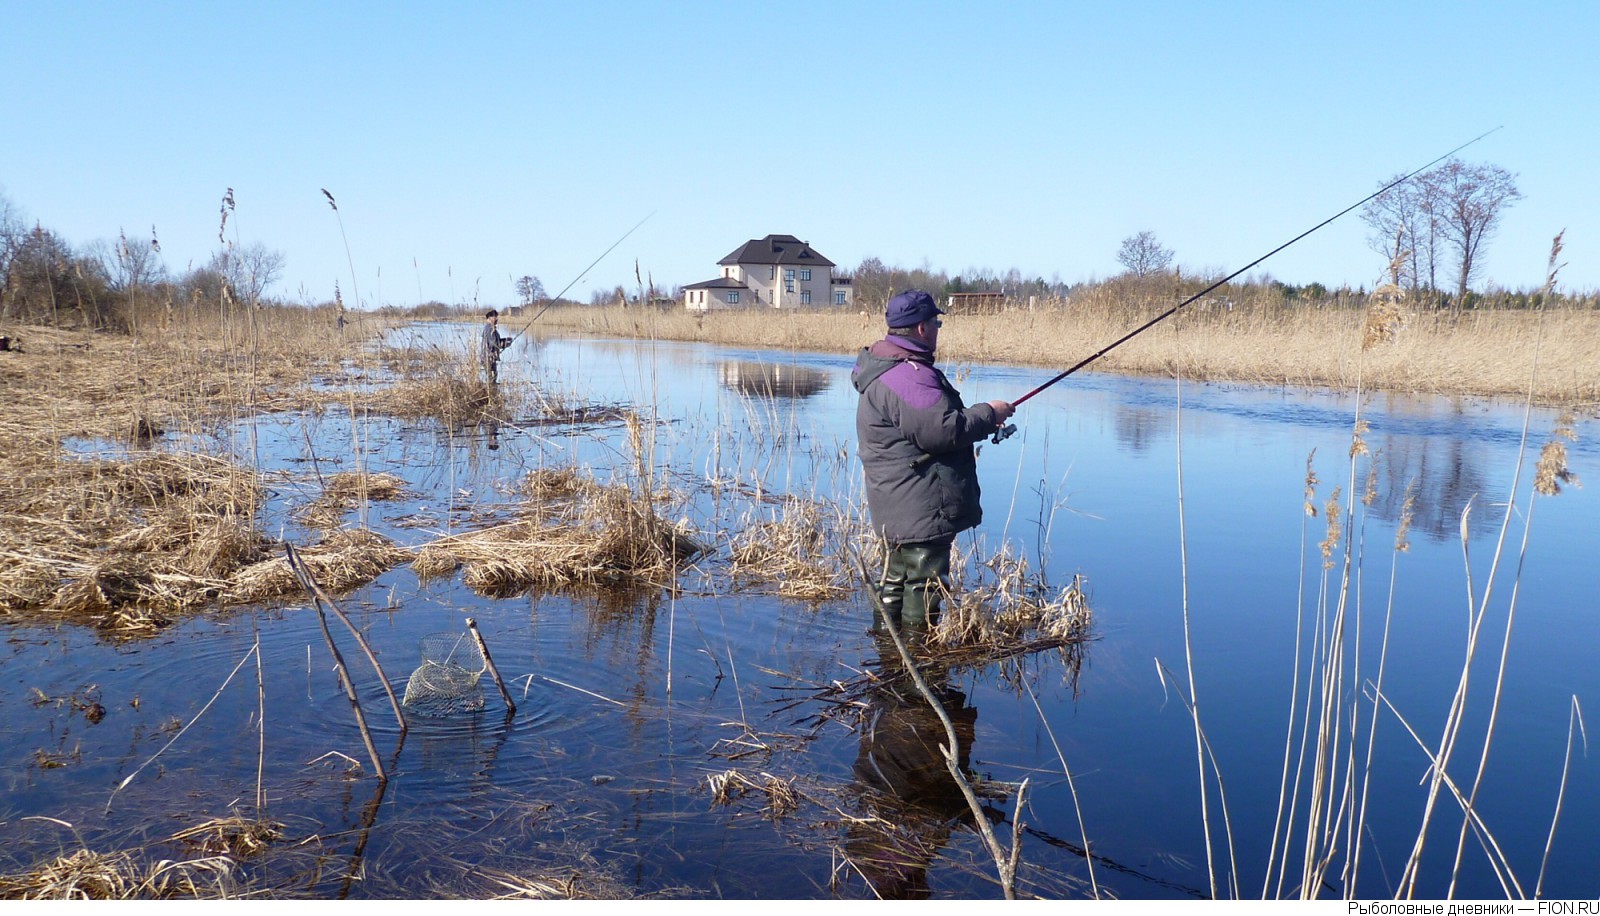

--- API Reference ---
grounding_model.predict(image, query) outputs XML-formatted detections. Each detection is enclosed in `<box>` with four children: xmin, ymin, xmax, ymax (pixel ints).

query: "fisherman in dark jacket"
<box><xmin>852</xmin><ymin>289</ymin><xmax>1014</xmax><ymax>629</ymax></box>
<box><xmin>481</xmin><ymin>308</ymin><xmax>512</xmax><ymax>383</ymax></box>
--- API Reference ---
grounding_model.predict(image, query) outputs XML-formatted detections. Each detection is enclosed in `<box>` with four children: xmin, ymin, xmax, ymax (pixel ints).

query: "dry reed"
<box><xmin>299</xmin><ymin>471</ymin><xmax>409</xmax><ymax>529</ymax></box>
<box><xmin>414</xmin><ymin>473</ymin><xmax>700</xmax><ymax>595</ymax></box>
<box><xmin>169</xmin><ymin>815</ymin><xmax>285</xmax><ymax>858</ymax></box>
<box><xmin>223</xmin><ymin>528</ymin><xmax>407</xmax><ymax>605</ymax></box>
<box><xmin>728</xmin><ymin>496</ymin><xmax>863</xmax><ymax>601</ymax></box>
<box><xmin>930</xmin><ymin>544</ymin><xmax>1094</xmax><ymax>659</ymax></box>
<box><xmin>528</xmin><ymin>301</ymin><xmax>1600</xmax><ymax>408</ymax></box>
<box><xmin>0</xmin><ymin>847</ymin><xmax>242</xmax><ymax>900</ymax></box>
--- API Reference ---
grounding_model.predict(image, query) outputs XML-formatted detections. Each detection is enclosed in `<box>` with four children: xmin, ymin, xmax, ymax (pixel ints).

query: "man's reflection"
<box><xmin>846</xmin><ymin>630</ymin><xmax>1001</xmax><ymax>899</ymax></box>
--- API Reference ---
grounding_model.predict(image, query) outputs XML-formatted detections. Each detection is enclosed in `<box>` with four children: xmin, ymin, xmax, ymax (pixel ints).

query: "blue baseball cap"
<box><xmin>885</xmin><ymin>289</ymin><xmax>944</xmax><ymax>329</ymax></box>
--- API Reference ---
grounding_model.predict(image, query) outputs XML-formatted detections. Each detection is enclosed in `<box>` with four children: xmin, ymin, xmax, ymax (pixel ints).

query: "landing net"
<box><xmin>401</xmin><ymin>631</ymin><xmax>487</xmax><ymax>717</ymax></box>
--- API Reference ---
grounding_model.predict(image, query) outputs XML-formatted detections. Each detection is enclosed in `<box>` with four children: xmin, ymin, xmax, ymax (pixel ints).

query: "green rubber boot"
<box><xmin>896</xmin><ymin>542</ymin><xmax>952</xmax><ymax>629</ymax></box>
<box><xmin>871</xmin><ymin>549</ymin><xmax>909</xmax><ymax>634</ymax></box>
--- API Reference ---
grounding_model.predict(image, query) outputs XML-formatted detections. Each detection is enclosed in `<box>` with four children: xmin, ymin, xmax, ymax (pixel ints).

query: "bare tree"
<box><xmin>2</xmin><ymin>225</ymin><xmax>111</xmax><ymax>325</ymax></box>
<box><xmin>1116</xmin><ymin>231</ymin><xmax>1175</xmax><ymax>277</ymax></box>
<box><xmin>208</xmin><ymin>243</ymin><xmax>286</xmax><ymax>304</ymax></box>
<box><xmin>1430</xmin><ymin>160</ymin><xmax>1521</xmax><ymax>297</ymax></box>
<box><xmin>0</xmin><ymin>192</ymin><xmax>26</xmax><ymax>318</ymax></box>
<box><xmin>91</xmin><ymin>230</ymin><xmax>166</xmax><ymax>292</ymax></box>
<box><xmin>1361</xmin><ymin>174</ymin><xmax>1441</xmax><ymax>291</ymax></box>
<box><xmin>514</xmin><ymin>274</ymin><xmax>545</xmax><ymax>305</ymax></box>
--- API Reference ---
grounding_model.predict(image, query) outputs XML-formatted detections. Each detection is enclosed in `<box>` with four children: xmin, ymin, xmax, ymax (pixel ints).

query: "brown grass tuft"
<box><xmin>417</xmin><ymin>477</ymin><xmax>701</xmax><ymax>596</ymax></box>
<box><xmin>1363</xmin><ymin>285</ymin><xmax>1410</xmax><ymax>351</ymax></box>
<box><xmin>299</xmin><ymin>471</ymin><xmax>409</xmax><ymax>529</ymax></box>
<box><xmin>222</xmin><ymin>528</ymin><xmax>407</xmax><ymax>605</ymax></box>
<box><xmin>169</xmin><ymin>815</ymin><xmax>284</xmax><ymax>858</ymax></box>
<box><xmin>729</xmin><ymin>497</ymin><xmax>860</xmax><ymax>601</ymax></box>
<box><xmin>930</xmin><ymin>544</ymin><xmax>1093</xmax><ymax>657</ymax></box>
<box><xmin>0</xmin><ymin>848</ymin><xmax>242</xmax><ymax>900</ymax></box>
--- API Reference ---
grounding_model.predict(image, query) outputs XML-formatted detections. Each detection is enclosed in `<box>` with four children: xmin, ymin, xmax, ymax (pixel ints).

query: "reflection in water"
<box><xmin>718</xmin><ymin>360</ymin><xmax>831</xmax><ymax>399</ymax></box>
<box><xmin>847</xmin><ymin>632</ymin><xmax>1000</xmax><ymax>899</ymax></box>
<box><xmin>1113</xmin><ymin>405</ymin><xmax>1174</xmax><ymax>453</ymax></box>
<box><xmin>1369</xmin><ymin>434</ymin><xmax>1498</xmax><ymax>541</ymax></box>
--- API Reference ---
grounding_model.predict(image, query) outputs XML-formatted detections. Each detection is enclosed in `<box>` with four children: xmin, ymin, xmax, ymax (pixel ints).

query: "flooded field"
<box><xmin>2</xmin><ymin>322</ymin><xmax>1596</xmax><ymax>900</ymax></box>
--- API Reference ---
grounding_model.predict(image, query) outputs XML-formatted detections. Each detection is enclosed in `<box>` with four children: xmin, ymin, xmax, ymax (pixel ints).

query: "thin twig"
<box><xmin>107</xmin><ymin>642</ymin><xmax>259</xmax><ymax>814</ymax></box>
<box><xmin>1536</xmin><ymin>697</ymin><xmax>1585</xmax><ymax>899</ymax></box>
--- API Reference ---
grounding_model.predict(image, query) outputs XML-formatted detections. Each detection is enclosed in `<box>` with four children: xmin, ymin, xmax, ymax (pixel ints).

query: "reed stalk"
<box><xmin>1444</xmin><ymin>238</ymin><xmax>1564</xmax><ymax>898</ymax></box>
<box><xmin>1535</xmin><ymin>698</ymin><xmax>1586</xmax><ymax>899</ymax></box>
<box><xmin>105</xmin><ymin>641</ymin><xmax>260</xmax><ymax>814</ymax></box>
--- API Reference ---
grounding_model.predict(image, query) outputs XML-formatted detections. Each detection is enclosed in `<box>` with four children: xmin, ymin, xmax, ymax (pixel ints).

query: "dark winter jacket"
<box><xmin>482</xmin><ymin>321</ymin><xmax>508</xmax><ymax>367</ymax></box>
<box><xmin>852</xmin><ymin>335</ymin><xmax>1003</xmax><ymax>545</ymax></box>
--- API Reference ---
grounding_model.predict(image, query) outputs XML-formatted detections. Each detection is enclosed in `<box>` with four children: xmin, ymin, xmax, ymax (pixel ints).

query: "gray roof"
<box><xmin>718</xmin><ymin>234</ymin><xmax>836</xmax><ymax>268</ymax></box>
<box><xmin>682</xmin><ymin>277</ymin><xmax>750</xmax><ymax>291</ymax></box>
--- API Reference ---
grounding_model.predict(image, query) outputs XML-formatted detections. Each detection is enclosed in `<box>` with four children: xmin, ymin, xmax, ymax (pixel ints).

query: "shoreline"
<box><xmin>511</xmin><ymin>302</ymin><xmax>1600</xmax><ymax>413</ymax></box>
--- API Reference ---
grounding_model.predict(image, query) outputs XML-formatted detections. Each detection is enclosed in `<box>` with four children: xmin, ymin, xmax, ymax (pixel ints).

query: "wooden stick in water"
<box><xmin>287</xmin><ymin>545</ymin><xmax>408</xmax><ymax>735</ymax></box>
<box><xmin>466</xmin><ymin>617</ymin><xmax>517</xmax><ymax>714</ymax></box>
<box><xmin>287</xmin><ymin>544</ymin><xmax>386</xmax><ymax>780</ymax></box>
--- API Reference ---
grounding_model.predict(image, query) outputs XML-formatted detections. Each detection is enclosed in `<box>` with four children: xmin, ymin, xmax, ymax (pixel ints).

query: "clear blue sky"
<box><xmin>4</xmin><ymin>1</ymin><xmax>1596</xmax><ymax>306</ymax></box>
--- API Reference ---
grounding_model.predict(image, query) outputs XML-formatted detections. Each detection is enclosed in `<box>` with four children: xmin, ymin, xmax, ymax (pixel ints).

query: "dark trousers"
<box><xmin>875</xmin><ymin>539</ymin><xmax>953</xmax><ymax>630</ymax></box>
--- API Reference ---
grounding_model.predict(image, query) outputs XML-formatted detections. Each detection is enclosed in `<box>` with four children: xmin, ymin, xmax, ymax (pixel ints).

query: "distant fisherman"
<box><xmin>481</xmin><ymin>309</ymin><xmax>512</xmax><ymax>383</ymax></box>
<box><xmin>852</xmin><ymin>289</ymin><xmax>1014</xmax><ymax>630</ymax></box>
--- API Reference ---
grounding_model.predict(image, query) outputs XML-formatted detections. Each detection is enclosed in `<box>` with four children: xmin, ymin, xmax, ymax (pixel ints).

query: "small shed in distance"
<box><xmin>944</xmin><ymin>291</ymin><xmax>1006</xmax><ymax>314</ymax></box>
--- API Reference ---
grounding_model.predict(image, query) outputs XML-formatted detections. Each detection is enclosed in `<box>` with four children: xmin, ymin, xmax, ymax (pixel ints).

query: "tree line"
<box><xmin>3</xmin><ymin>157</ymin><xmax>1582</xmax><ymax>329</ymax></box>
<box><xmin>0</xmin><ymin>191</ymin><xmax>289</xmax><ymax>328</ymax></box>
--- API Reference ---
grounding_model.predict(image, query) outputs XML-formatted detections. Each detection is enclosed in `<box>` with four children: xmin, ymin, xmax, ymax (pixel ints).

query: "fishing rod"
<box><xmin>995</xmin><ymin>127</ymin><xmax>1503</xmax><ymax>437</ymax></box>
<box><xmin>512</xmin><ymin>211</ymin><xmax>656</xmax><ymax>338</ymax></box>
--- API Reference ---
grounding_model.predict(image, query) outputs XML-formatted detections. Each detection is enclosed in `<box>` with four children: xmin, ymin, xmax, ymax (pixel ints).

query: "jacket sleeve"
<box><xmin>895</xmin><ymin>368</ymin><xmax>999</xmax><ymax>455</ymax></box>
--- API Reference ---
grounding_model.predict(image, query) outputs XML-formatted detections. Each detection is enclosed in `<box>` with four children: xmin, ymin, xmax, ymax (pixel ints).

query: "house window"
<box><xmin>799</xmin><ymin>269</ymin><xmax>811</xmax><ymax>281</ymax></box>
<box><xmin>784</xmin><ymin>280</ymin><xmax>794</xmax><ymax>292</ymax></box>
<box><xmin>800</xmin><ymin>290</ymin><xmax>811</xmax><ymax>305</ymax></box>
<box><xmin>834</xmin><ymin>290</ymin><xmax>847</xmax><ymax>305</ymax></box>
<box><xmin>727</xmin><ymin>291</ymin><xmax>740</xmax><ymax>304</ymax></box>
<box><xmin>784</xmin><ymin>268</ymin><xmax>795</xmax><ymax>281</ymax></box>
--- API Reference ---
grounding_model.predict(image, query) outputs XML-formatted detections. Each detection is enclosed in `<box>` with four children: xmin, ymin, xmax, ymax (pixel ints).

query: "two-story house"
<box><xmin>682</xmin><ymin>234</ymin><xmax>853</xmax><ymax>312</ymax></box>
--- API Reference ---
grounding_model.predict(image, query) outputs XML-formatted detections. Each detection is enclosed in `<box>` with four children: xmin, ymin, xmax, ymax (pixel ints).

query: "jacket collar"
<box><xmin>873</xmin><ymin>333</ymin><xmax>935</xmax><ymax>364</ymax></box>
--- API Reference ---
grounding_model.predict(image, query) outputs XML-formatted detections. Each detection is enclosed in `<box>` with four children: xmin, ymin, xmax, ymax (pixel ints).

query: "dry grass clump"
<box><xmin>475</xmin><ymin>860</ymin><xmax>642</xmax><ymax>900</ymax></box>
<box><xmin>520</xmin><ymin>467</ymin><xmax>599</xmax><ymax>501</ymax></box>
<box><xmin>0</xmin><ymin>848</ymin><xmax>242</xmax><ymax>900</ymax></box>
<box><xmin>414</xmin><ymin>480</ymin><xmax>701</xmax><ymax>595</ymax></box>
<box><xmin>930</xmin><ymin>545</ymin><xmax>1092</xmax><ymax>657</ymax></box>
<box><xmin>1535</xmin><ymin>415</ymin><xmax>1581</xmax><ymax>496</ymax></box>
<box><xmin>370</xmin><ymin>371</ymin><xmax>498</xmax><ymax>423</ymax></box>
<box><xmin>705</xmin><ymin>769</ymin><xmax>802</xmax><ymax>819</ymax></box>
<box><xmin>170</xmin><ymin>815</ymin><xmax>285</xmax><ymax>858</ymax></box>
<box><xmin>0</xmin><ymin>446</ymin><xmax>272</xmax><ymax>632</ymax></box>
<box><xmin>222</xmin><ymin>528</ymin><xmax>408</xmax><ymax>605</ymax></box>
<box><xmin>1362</xmin><ymin>285</ymin><xmax>1410</xmax><ymax>350</ymax></box>
<box><xmin>299</xmin><ymin>471</ymin><xmax>409</xmax><ymax>529</ymax></box>
<box><xmin>728</xmin><ymin>497</ymin><xmax>864</xmax><ymax>601</ymax></box>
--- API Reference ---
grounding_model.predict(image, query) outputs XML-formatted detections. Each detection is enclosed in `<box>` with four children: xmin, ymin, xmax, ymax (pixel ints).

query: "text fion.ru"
<box><xmin>1349</xmin><ymin>903</ymin><xmax>1600</xmax><ymax>915</ymax></box>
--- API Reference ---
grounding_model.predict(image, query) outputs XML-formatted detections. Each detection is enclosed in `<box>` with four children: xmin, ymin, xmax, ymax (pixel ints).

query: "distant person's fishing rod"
<box><xmin>1003</xmin><ymin>127</ymin><xmax>1503</xmax><ymax>420</ymax></box>
<box><xmin>512</xmin><ymin>212</ymin><xmax>656</xmax><ymax>338</ymax></box>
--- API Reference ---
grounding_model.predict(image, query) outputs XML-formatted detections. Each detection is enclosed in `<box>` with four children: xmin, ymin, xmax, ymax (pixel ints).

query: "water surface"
<box><xmin>3</xmin><ymin>325</ymin><xmax>1595</xmax><ymax>900</ymax></box>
